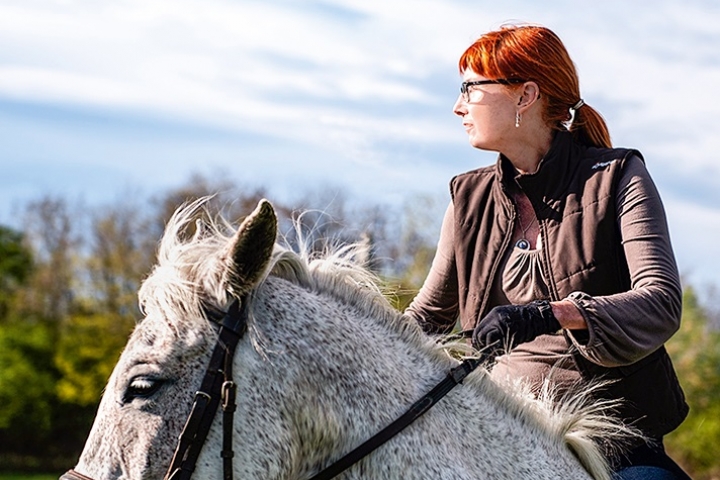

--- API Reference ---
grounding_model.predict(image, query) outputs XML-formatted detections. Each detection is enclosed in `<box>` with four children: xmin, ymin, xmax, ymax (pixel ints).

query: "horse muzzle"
<box><xmin>60</xmin><ymin>469</ymin><xmax>95</xmax><ymax>480</ymax></box>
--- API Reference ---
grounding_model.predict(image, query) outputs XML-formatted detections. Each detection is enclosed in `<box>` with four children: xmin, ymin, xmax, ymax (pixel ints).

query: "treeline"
<box><xmin>0</xmin><ymin>174</ymin><xmax>439</xmax><ymax>471</ymax></box>
<box><xmin>0</xmin><ymin>174</ymin><xmax>719</xmax><ymax>477</ymax></box>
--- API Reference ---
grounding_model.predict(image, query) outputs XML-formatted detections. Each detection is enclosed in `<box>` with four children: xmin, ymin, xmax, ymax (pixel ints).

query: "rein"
<box><xmin>62</xmin><ymin>299</ymin><xmax>483</xmax><ymax>480</ymax></box>
<box><xmin>307</xmin><ymin>356</ymin><xmax>481</xmax><ymax>480</ymax></box>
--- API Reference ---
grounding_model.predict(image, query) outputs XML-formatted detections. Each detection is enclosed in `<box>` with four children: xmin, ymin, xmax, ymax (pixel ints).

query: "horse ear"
<box><xmin>225</xmin><ymin>199</ymin><xmax>277</xmax><ymax>296</ymax></box>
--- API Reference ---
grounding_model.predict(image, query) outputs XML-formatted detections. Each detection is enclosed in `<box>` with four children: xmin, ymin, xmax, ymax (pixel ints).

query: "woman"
<box><xmin>405</xmin><ymin>24</ymin><xmax>690</xmax><ymax>479</ymax></box>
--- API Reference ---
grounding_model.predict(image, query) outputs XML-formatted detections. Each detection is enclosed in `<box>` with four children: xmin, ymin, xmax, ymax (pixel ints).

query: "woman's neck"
<box><xmin>503</xmin><ymin>128</ymin><xmax>554</xmax><ymax>175</ymax></box>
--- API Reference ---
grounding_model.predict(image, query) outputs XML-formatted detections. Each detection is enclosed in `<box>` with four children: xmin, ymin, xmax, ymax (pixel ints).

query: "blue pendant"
<box><xmin>515</xmin><ymin>238</ymin><xmax>530</xmax><ymax>250</ymax></box>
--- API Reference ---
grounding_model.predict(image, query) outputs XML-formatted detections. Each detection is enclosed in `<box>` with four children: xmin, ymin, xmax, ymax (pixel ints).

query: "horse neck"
<box><xmin>229</xmin><ymin>278</ymin><xmax>603</xmax><ymax>480</ymax></box>
<box><xmin>235</xmin><ymin>276</ymin><xmax>453</xmax><ymax>475</ymax></box>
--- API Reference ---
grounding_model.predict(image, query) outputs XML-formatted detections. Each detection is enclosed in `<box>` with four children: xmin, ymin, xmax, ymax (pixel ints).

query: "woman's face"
<box><xmin>453</xmin><ymin>69</ymin><xmax>518</xmax><ymax>152</ymax></box>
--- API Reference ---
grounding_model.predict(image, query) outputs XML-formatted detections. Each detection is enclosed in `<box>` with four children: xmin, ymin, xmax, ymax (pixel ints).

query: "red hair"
<box><xmin>459</xmin><ymin>24</ymin><xmax>611</xmax><ymax>148</ymax></box>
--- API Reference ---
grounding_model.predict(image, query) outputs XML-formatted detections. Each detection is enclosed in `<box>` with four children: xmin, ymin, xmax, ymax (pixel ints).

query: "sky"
<box><xmin>1</xmin><ymin>0</ymin><xmax>720</xmax><ymax>292</ymax></box>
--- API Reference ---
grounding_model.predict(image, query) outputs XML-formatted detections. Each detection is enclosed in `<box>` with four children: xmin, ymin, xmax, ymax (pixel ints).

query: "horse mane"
<box><xmin>138</xmin><ymin>198</ymin><xmax>433</xmax><ymax>352</ymax></box>
<box><xmin>138</xmin><ymin>198</ymin><xmax>637</xmax><ymax>480</ymax></box>
<box><xmin>266</xmin><ymin>244</ymin><xmax>438</xmax><ymax>352</ymax></box>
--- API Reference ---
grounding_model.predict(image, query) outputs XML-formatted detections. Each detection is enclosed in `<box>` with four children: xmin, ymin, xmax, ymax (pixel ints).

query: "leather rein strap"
<box><xmin>164</xmin><ymin>296</ymin><xmax>249</xmax><ymax>480</ymax></box>
<box><xmin>307</xmin><ymin>356</ymin><xmax>481</xmax><ymax>480</ymax></box>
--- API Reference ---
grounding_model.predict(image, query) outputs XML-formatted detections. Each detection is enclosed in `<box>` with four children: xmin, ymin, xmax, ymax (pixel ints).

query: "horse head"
<box><xmin>63</xmin><ymin>199</ymin><xmax>278</xmax><ymax>480</ymax></box>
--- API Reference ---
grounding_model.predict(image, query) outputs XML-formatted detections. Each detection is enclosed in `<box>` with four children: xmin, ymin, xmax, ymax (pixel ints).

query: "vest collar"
<box><xmin>496</xmin><ymin>131</ymin><xmax>585</xmax><ymax>205</ymax></box>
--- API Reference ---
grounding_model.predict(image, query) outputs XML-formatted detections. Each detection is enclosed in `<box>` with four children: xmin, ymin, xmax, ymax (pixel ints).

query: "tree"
<box><xmin>18</xmin><ymin>196</ymin><xmax>80</xmax><ymax>328</ymax></box>
<box><xmin>377</xmin><ymin>194</ymin><xmax>443</xmax><ymax>310</ymax></box>
<box><xmin>0</xmin><ymin>227</ymin><xmax>49</xmax><ymax>438</ymax></box>
<box><xmin>665</xmin><ymin>287</ymin><xmax>720</xmax><ymax>479</ymax></box>
<box><xmin>0</xmin><ymin>321</ymin><xmax>55</xmax><ymax>433</ymax></box>
<box><xmin>55</xmin><ymin>311</ymin><xmax>132</xmax><ymax>406</ymax></box>
<box><xmin>56</xmin><ymin>201</ymin><xmax>152</xmax><ymax>407</ymax></box>
<box><xmin>0</xmin><ymin>223</ymin><xmax>67</xmax><ymax>466</ymax></box>
<box><xmin>0</xmin><ymin>226</ymin><xmax>33</xmax><ymax>285</ymax></box>
<box><xmin>86</xmin><ymin>201</ymin><xmax>153</xmax><ymax>315</ymax></box>
<box><xmin>0</xmin><ymin>226</ymin><xmax>33</xmax><ymax>319</ymax></box>
<box><xmin>151</xmin><ymin>171</ymin><xmax>276</xmax><ymax>235</ymax></box>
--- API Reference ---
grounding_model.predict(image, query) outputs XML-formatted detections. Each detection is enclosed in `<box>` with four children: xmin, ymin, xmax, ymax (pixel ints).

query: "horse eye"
<box><xmin>123</xmin><ymin>376</ymin><xmax>163</xmax><ymax>403</ymax></box>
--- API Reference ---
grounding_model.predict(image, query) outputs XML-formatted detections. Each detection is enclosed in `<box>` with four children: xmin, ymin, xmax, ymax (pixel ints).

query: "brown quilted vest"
<box><xmin>450</xmin><ymin>131</ymin><xmax>688</xmax><ymax>438</ymax></box>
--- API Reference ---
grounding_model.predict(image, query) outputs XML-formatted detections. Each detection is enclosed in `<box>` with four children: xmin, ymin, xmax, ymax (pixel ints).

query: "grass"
<box><xmin>0</xmin><ymin>475</ymin><xmax>59</xmax><ymax>480</ymax></box>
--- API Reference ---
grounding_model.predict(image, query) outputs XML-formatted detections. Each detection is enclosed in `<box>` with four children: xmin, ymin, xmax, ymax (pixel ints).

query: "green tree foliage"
<box><xmin>0</xmin><ymin>200</ymin><xmax>94</xmax><ymax>468</ymax></box>
<box><xmin>0</xmin><ymin>226</ymin><xmax>49</xmax><ymax>433</ymax></box>
<box><xmin>665</xmin><ymin>287</ymin><xmax>720</xmax><ymax>479</ymax></box>
<box><xmin>0</xmin><ymin>226</ymin><xmax>33</xmax><ymax>318</ymax></box>
<box><xmin>0</xmin><ymin>321</ymin><xmax>55</xmax><ymax>433</ymax></box>
<box><xmin>55</xmin><ymin>312</ymin><xmax>131</xmax><ymax>406</ymax></box>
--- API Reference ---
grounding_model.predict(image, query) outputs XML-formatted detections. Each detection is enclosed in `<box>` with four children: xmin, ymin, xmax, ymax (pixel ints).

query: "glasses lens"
<box><xmin>461</xmin><ymin>82</ymin><xmax>478</xmax><ymax>102</ymax></box>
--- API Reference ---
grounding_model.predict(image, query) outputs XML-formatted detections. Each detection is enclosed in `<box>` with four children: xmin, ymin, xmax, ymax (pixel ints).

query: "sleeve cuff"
<box><xmin>565</xmin><ymin>291</ymin><xmax>601</xmax><ymax>353</ymax></box>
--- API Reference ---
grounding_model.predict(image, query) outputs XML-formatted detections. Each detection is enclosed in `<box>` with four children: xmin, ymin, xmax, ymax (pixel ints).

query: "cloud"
<box><xmin>0</xmin><ymin>0</ymin><xmax>465</xmax><ymax>161</ymax></box>
<box><xmin>0</xmin><ymin>0</ymin><xmax>719</xmax><ymax>286</ymax></box>
<box><xmin>665</xmin><ymin>193</ymin><xmax>720</xmax><ymax>287</ymax></box>
<box><xmin>3</xmin><ymin>0</ymin><xmax>718</xmax><ymax>168</ymax></box>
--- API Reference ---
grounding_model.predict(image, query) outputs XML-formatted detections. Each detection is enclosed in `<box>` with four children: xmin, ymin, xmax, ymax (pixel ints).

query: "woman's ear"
<box><xmin>517</xmin><ymin>81</ymin><xmax>541</xmax><ymax>112</ymax></box>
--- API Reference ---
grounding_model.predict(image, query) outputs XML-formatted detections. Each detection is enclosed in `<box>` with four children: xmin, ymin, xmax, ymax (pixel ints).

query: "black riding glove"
<box><xmin>471</xmin><ymin>300</ymin><xmax>561</xmax><ymax>358</ymax></box>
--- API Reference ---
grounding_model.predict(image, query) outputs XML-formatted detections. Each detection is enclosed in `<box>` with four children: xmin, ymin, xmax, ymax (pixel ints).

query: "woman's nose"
<box><xmin>453</xmin><ymin>94</ymin><xmax>467</xmax><ymax>117</ymax></box>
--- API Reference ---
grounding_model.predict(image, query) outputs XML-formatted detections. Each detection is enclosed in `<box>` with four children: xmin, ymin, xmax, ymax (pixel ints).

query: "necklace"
<box><xmin>515</xmin><ymin>213</ymin><xmax>535</xmax><ymax>250</ymax></box>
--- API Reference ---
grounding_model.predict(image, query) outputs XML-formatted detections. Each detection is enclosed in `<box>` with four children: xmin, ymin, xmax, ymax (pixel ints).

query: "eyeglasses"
<box><xmin>460</xmin><ymin>78</ymin><xmax>526</xmax><ymax>102</ymax></box>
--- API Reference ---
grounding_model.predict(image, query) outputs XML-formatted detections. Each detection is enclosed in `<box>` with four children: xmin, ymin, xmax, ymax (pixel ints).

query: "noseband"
<box><xmin>62</xmin><ymin>295</ymin><xmax>482</xmax><ymax>480</ymax></box>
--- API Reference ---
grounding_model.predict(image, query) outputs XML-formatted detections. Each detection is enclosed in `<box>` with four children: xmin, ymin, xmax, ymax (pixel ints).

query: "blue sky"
<box><xmin>1</xmin><ymin>0</ymin><xmax>720</xmax><ymax>290</ymax></box>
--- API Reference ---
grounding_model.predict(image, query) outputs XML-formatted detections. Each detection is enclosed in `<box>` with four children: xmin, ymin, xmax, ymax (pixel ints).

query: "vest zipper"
<box><xmin>537</xmin><ymin>216</ymin><xmax>560</xmax><ymax>301</ymax></box>
<box><xmin>476</xmin><ymin>201</ymin><xmax>516</xmax><ymax>323</ymax></box>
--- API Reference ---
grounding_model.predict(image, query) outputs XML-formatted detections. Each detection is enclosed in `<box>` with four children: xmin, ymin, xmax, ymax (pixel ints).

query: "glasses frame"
<box><xmin>460</xmin><ymin>78</ymin><xmax>526</xmax><ymax>102</ymax></box>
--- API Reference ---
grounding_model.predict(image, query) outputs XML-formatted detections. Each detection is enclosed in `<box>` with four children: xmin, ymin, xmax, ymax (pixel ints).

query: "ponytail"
<box><xmin>570</xmin><ymin>103</ymin><xmax>612</xmax><ymax>148</ymax></box>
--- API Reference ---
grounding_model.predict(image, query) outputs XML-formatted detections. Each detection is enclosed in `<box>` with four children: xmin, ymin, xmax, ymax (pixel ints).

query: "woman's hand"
<box><xmin>472</xmin><ymin>301</ymin><xmax>561</xmax><ymax>357</ymax></box>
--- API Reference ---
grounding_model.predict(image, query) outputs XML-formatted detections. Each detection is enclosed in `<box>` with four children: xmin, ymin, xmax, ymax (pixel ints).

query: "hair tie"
<box><xmin>572</xmin><ymin>99</ymin><xmax>585</xmax><ymax>110</ymax></box>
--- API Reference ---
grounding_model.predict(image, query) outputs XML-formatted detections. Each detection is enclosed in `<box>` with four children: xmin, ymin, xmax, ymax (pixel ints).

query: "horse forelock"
<box><xmin>138</xmin><ymin>199</ymin><xmax>234</xmax><ymax>333</ymax></box>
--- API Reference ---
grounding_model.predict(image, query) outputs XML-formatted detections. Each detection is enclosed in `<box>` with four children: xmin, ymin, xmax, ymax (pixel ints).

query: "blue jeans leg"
<box><xmin>614</xmin><ymin>466</ymin><xmax>684</xmax><ymax>480</ymax></box>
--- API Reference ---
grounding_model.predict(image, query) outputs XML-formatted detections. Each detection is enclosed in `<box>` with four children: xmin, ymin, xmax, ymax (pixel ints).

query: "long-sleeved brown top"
<box><xmin>406</xmin><ymin>155</ymin><xmax>682</xmax><ymax>386</ymax></box>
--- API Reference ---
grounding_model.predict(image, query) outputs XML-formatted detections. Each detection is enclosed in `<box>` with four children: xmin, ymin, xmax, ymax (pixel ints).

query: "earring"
<box><xmin>515</xmin><ymin>111</ymin><xmax>521</xmax><ymax>128</ymax></box>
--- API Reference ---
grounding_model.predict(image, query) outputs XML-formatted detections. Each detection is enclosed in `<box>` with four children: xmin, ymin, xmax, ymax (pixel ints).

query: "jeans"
<box><xmin>613</xmin><ymin>439</ymin><xmax>692</xmax><ymax>480</ymax></box>
<box><xmin>614</xmin><ymin>466</ymin><xmax>686</xmax><ymax>480</ymax></box>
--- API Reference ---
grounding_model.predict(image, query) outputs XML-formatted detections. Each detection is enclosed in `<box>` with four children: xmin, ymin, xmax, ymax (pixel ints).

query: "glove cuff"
<box><xmin>533</xmin><ymin>300</ymin><xmax>561</xmax><ymax>333</ymax></box>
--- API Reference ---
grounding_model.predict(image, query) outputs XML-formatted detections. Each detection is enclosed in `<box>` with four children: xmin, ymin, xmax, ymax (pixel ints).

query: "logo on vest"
<box><xmin>591</xmin><ymin>159</ymin><xmax>617</xmax><ymax>170</ymax></box>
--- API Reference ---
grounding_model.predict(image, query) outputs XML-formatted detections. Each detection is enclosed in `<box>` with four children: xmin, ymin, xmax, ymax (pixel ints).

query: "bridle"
<box><xmin>161</xmin><ymin>296</ymin><xmax>249</xmax><ymax>480</ymax></box>
<box><xmin>61</xmin><ymin>296</ymin><xmax>250</xmax><ymax>480</ymax></box>
<box><xmin>62</xmin><ymin>295</ymin><xmax>481</xmax><ymax>480</ymax></box>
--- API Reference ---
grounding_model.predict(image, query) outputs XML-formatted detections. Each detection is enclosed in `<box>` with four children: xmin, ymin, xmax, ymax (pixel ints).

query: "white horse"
<box><xmin>61</xmin><ymin>198</ymin><xmax>634</xmax><ymax>480</ymax></box>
